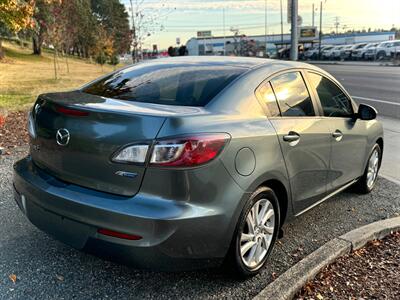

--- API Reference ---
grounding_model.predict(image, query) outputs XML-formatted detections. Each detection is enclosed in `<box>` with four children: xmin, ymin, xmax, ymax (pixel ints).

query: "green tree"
<box><xmin>31</xmin><ymin>0</ymin><xmax>52</xmax><ymax>55</ymax></box>
<box><xmin>0</xmin><ymin>0</ymin><xmax>35</xmax><ymax>59</ymax></box>
<box><xmin>90</xmin><ymin>0</ymin><xmax>131</xmax><ymax>55</ymax></box>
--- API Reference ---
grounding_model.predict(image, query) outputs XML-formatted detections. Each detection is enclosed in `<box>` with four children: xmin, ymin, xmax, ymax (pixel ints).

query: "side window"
<box><xmin>256</xmin><ymin>82</ymin><xmax>280</xmax><ymax>117</ymax></box>
<box><xmin>308</xmin><ymin>72</ymin><xmax>354</xmax><ymax>118</ymax></box>
<box><xmin>270</xmin><ymin>72</ymin><xmax>315</xmax><ymax>117</ymax></box>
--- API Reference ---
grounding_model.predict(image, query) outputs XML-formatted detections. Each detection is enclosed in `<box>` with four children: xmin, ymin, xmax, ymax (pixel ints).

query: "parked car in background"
<box><xmin>13</xmin><ymin>57</ymin><xmax>383</xmax><ymax>277</ymax></box>
<box><xmin>304</xmin><ymin>45</ymin><xmax>332</xmax><ymax>60</ymax></box>
<box><xmin>321</xmin><ymin>45</ymin><xmax>335</xmax><ymax>59</ymax></box>
<box><xmin>339</xmin><ymin>45</ymin><xmax>353</xmax><ymax>60</ymax></box>
<box><xmin>330</xmin><ymin>45</ymin><xmax>344</xmax><ymax>60</ymax></box>
<box><xmin>343</xmin><ymin>43</ymin><xmax>367</xmax><ymax>60</ymax></box>
<box><xmin>374</xmin><ymin>40</ymin><xmax>400</xmax><ymax>60</ymax></box>
<box><xmin>352</xmin><ymin>43</ymin><xmax>379</xmax><ymax>60</ymax></box>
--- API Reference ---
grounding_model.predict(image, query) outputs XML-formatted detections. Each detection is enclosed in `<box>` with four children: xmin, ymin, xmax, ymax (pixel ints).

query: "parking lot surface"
<box><xmin>1</xmin><ymin>152</ymin><xmax>399</xmax><ymax>300</ymax></box>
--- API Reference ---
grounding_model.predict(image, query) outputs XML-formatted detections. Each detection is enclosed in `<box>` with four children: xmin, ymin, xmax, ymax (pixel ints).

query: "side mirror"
<box><xmin>357</xmin><ymin>103</ymin><xmax>377</xmax><ymax>120</ymax></box>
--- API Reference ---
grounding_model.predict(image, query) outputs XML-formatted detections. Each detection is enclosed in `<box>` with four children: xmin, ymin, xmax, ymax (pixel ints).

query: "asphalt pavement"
<box><xmin>1</xmin><ymin>151</ymin><xmax>400</xmax><ymax>300</ymax></box>
<box><xmin>314</xmin><ymin>63</ymin><xmax>400</xmax><ymax>118</ymax></box>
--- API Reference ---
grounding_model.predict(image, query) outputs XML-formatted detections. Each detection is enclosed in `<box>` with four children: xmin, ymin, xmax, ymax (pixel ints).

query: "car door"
<box><xmin>257</xmin><ymin>71</ymin><xmax>332</xmax><ymax>213</ymax></box>
<box><xmin>305</xmin><ymin>71</ymin><xmax>368</xmax><ymax>193</ymax></box>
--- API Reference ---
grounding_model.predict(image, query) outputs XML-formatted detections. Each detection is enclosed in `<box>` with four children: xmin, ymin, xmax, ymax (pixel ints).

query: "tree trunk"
<box><xmin>0</xmin><ymin>38</ymin><xmax>4</xmax><ymax>59</ymax></box>
<box><xmin>53</xmin><ymin>50</ymin><xmax>58</xmax><ymax>80</ymax></box>
<box><xmin>65</xmin><ymin>52</ymin><xmax>70</xmax><ymax>73</ymax></box>
<box><xmin>32</xmin><ymin>35</ymin><xmax>42</xmax><ymax>55</ymax></box>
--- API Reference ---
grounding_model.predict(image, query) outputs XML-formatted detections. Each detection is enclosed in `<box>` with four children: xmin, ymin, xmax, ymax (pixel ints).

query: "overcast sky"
<box><xmin>122</xmin><ymin>0</ymin><xmax>400</xmax><ymax>50</ymax></box>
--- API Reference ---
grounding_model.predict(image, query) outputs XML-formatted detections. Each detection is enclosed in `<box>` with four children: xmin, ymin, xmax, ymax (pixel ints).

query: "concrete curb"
<box><xmin>253</xmin><ymin>216</ymin><xmax>400</xmax><ymax>300</ymax></box>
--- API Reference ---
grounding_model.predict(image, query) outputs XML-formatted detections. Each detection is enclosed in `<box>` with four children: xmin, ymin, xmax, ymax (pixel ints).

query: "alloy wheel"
<box><xmin>367</xmin><ymin>149</ymin><xmax>379</xmax><ymax>188</ymax></box>
<box><xmin>240</xmin><ymin>198</ymin><xmax>275</xmax><ymax>269</ymax></box>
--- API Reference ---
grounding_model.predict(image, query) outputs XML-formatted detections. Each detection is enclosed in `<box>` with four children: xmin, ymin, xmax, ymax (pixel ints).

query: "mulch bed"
<box><xmin>296</xmin><ymin>231</ymin><xmax>400</xmax><ymax>299</ymax></box>
<box><xmin>0</xmin><ymin>111</ymin><xmax>29</xmax><ymax>154</ymax></box>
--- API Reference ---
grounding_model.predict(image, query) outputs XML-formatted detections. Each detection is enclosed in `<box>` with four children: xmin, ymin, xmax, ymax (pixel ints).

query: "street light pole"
<box><xmin>312</xmin><ymin>3</ymin><xmax>315</xmax><ymax>27</ymax></box>
<box><xmin>290</xmin><ymin>0</ymin><xmax>298</xmax><ymax>60</ymax></box>
<box><xmin>265</xmin><ymin>0</ymin><xmax>268</xmax><ymax>56</ymax></box>
<box><xmin>223</xmin><ymin>8</ymin><xmax>226</xmax><ymax>55</ymax></box>
<box><xmin>318</xmin><ymin>1</ymin><xmax>323</xmax><ymax>59</ymax></box>
<box><xmin>280</xmin><ymin>0</ymin><xmax>284</xmax><ymax>47</ymax></box>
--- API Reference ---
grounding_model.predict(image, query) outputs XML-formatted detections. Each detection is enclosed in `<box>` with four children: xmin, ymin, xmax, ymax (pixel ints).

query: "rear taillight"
<box><xmin>150</xmin><ymin>133</ymin><xmax>230</xmax><ymax>167</ymax></box>
<box><xmin>111</xmin><ymin>133</ymin><xmax>230</xmax><ymax>167</ymax></box>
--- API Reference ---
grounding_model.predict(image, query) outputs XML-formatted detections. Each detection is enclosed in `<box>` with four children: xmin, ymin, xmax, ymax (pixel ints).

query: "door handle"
<box><xmin>332</xmin><ymin>130</ymin><xmax>343</xmax><ymax>141</ymax></box>
<box><xmin>283</xmin><ymin>131</ymin><xmax>300</xmax><ymax>145</ymax></box>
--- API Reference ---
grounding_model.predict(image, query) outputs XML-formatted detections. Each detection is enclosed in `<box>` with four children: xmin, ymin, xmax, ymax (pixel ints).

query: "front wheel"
<box><xmin>353</xmin><ymin>144</ymin><xmax>382</xmax><ymax>194</ymax></box>
<box><xmin>225</xmin><ymin>187</ymin><xmax>280</xmax><ymax>277</ymax></box>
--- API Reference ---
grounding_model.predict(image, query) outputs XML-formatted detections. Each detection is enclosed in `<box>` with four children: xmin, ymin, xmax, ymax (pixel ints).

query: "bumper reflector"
<box><xmin>97</xmin><ymin>228</ymin><xmax>142</xmax><ymax>240</ymax></box>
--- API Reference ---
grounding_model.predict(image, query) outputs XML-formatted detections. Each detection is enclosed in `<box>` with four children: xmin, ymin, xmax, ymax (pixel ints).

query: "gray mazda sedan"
<box><xmin>13</xmin><ymin>57</ymin><xmax>383</xmax><ymax>277</ymax></box>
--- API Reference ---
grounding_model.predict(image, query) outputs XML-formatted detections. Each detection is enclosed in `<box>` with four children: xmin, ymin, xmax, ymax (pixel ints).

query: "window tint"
<box><xmin>82</xmin><ymin>64</ymin><xmax>245</xmax><ymax>106</ymax></box>
<box><xmin>270</xmin><ymin>72</ymin><xmax>315</xmax><ymax>117</ymax></box>
<box><xmin>256</xmin><ymin>82</ymin><xmax>280</xmax><ymax>117</ymax></box>
<box><xmin>308</xmin><ymin>73</ymin><xmax>353</xmax><ymax>118</ymax></box>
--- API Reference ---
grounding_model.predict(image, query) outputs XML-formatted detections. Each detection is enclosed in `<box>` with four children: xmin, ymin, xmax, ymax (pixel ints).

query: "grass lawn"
<box><xmin>0</xmin><ymin>42</ymin><xmax>119</xmax><ymax>112</ymax></box>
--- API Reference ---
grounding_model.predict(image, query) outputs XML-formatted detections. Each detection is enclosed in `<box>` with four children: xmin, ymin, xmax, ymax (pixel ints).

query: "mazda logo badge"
<box><xmin>56</xmin><ymin>128</ymin><xmax>70</xmax><ymax>146</ymax></box>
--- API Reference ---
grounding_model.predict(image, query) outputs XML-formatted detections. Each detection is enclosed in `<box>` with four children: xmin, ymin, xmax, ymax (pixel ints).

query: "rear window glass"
<box><xmin>82</xmin><ymin>64</ymin><xmax>245</xmax><ymax>106</ymax></box>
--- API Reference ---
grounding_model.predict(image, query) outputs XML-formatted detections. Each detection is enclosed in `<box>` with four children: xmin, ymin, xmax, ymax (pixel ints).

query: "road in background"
<box><xmin>315</xmin><ymin>63</ymin><xmax>400</xmax><ymax>118</ymax></box>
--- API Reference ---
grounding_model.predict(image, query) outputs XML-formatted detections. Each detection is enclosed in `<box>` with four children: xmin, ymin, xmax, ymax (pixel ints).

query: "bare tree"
<box><xmin>128</xmin><ymin>0</ymin><xmax>175</xmax><ymax>63</ymax></box>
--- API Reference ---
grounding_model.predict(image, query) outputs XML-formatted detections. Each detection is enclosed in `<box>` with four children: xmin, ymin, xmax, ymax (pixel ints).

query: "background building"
<box><xmin>186</xmin><ymin>31</ymin><xmax>396</xmax><ymax>56</ymax></box>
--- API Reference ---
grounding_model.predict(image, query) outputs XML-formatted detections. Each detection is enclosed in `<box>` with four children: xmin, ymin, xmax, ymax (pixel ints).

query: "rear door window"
<box><xmin>82</xmin><ymin>64</ymin><xmax>245</xmax><ymax>106</ymax></box>
<box><xmin>256</xmin><ymin>82</ymin><xmax>280</xmax><ymax>117</ymax></box>
<box><xmin>308</xmin><ymin>72</ymin><xmax>354</xmax><ymax>118</ymax></box>
<box><xmin>270</xmin><ymin>72</ymin><xmax>315</xmax><ymax>117</ymax></box>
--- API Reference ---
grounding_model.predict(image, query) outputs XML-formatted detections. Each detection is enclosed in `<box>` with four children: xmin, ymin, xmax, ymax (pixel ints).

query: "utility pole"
<box><xmin>318</xmin><ymin>1</ymin><xmax>323</xmax><ymax>59</ymax></box>
<box><xmin>223</xmin><ymin>8</ymin><xmax>226</xmax><ymax>55</ymax></box>
<box><xmin>129</xmin><ymin>0</ymin><xmax>137</xmax><ymax>63</ymax></box>
<box><xmin>312</xmin><ymin>3</ymin><xmax>315</xmax><ymax>27</ymax></box>
<box><xmin>290</xmin><ymin>0</ymin><xmax>298</xmax><ymax>60</ymax></box>
<box><xmin>280</xmin><ymin>0</ymin><xmax>284</xmax><ymax>47</ymax></box>
<box><xmin>264</xmin><ymin>0</ymin><xmax>268</xmax><ymax>57</ymax></box>
<box><xmin>334</xmin><ymin>16</ymin><xmax>340</xmax><ymax>35</ymax></box>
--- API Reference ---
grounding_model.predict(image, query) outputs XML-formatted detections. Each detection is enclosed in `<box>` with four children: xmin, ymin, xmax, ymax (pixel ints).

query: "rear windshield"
<box><xmin>82</xmin><ymin>63</ymin><xmax>245</xmax><ymax>106</ymax></box>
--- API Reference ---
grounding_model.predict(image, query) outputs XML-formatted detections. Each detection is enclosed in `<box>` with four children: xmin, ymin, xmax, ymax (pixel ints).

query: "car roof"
<box><xmin>129</xmin><ymin>56</ymin><xmax>308</xmax><ymax>70</ymax></box>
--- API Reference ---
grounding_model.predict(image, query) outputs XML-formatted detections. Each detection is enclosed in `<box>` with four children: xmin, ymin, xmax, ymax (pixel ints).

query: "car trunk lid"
<box><xmin>30</xmin><ymin>91</ymin><xmax>168</xmax><ymax>197</ymax></box>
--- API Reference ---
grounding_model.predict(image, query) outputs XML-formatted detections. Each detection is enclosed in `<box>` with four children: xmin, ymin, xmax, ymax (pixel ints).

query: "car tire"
<box><xmin>376</xmin><ymin>51</ymin><xmax>386</xmax><ymax>60</ymax></box>
<box><xmin>224</xmin><ymin>186</ymin><xmax>280</xmax><ymax>278</ymax></box>
<box><xmin>353</xmin><ymin>144</ymin><xmax>382</xmax><ymax>194</ymax></box>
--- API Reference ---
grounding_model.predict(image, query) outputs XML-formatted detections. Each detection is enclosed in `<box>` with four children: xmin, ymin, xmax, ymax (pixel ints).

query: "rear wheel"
<box><xmin>376</xmin><ymin>51</ymin><xmax>386</xmax><ymax>60</ymax></box>
<box><xmin>225</xmin><ymin>187</ymin><xmax>280</xmax><ymax>277</ymax></box>
<box><xmin>353</xmin><ymin>144</ymin><xmax>382</xmax><ymax>194</ymax></box>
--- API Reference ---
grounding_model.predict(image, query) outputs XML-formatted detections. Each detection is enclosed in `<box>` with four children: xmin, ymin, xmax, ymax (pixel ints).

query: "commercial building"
<box><xmin>186</xmin><ymin>31</ymin><xmax>396</xmax><ymax>56</ymax></box>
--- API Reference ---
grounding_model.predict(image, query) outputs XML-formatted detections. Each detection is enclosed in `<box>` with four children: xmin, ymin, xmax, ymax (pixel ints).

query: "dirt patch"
<box><xmin>296</xmin><ymin>232</ymin><xmax>400</xmax><ymax>299</ymax></box>
<box><xmin>0</xmin><ymin>110</ymin><xmax>29</xmax><ymax>153</ymax></box>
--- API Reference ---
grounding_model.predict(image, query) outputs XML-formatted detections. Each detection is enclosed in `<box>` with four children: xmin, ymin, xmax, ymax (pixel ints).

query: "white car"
<box><xmin>374</xmin><ymin>40</ymin><xmax>400</xmax><ymax>60</ymax></box>
<box><xmin>331</xmin><ymin>45</ymin><xmax>345</xmax><ymax>60</ymax></box>
<box><xmin>352</xmin><ymin>43</ymin><xmax>379</xmax><ymax>60</ymax></box>
<box><xmin>339</xmin><ymin>45</ymin><xmax>353</xmax><ymax>60</ymax></box>
<box><xmin>303</xmin><ymin>45</ymin><xmax>332</xmax><ymax>60</ymax></box>
<box><xmin>342</xmin><ymin>43</ymin><xmax>367</xmax><ymax>60</ymax></box>
<box><xmin>321</xmin><ymin>46</ymin><xmax>336</xmax><ymax>59</ymax></box>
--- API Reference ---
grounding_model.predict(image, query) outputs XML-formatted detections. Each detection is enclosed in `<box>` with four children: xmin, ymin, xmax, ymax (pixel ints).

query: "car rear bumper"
<box><xmin>13</xmin><ymin>156</ymin><xmax>243</xmax><ymax>270</ymax></box>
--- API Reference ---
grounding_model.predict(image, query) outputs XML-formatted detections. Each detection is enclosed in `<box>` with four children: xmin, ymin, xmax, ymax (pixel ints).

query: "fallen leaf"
<box><xmin>371</xmin><ymin>240</ymin><xmax>381</xmax><ymax>247</ymax></box>
<box><xmin>9</xmin><ymin>274</ymin><xmax>17</xmax><ymax>284</ymax></box>
<box><xmin>55</xmin><ymin>274</ymin><xmax>64</xmax><ymax>281</ymax></box>
<box><xmin>316</xmin><ymin>293</ymin><xmax>324</xmax><ymax>299</ymax></box>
